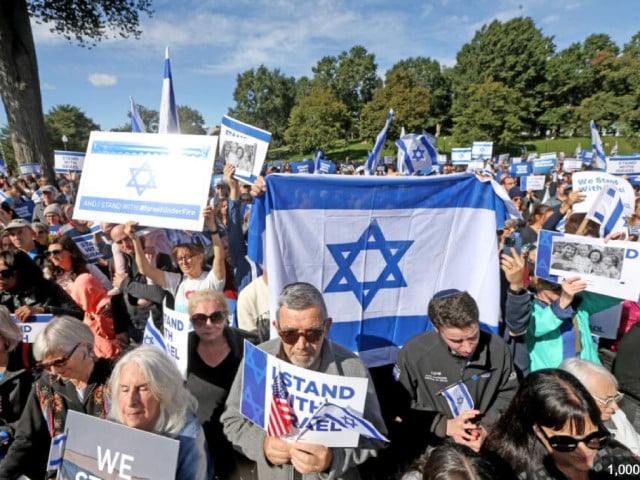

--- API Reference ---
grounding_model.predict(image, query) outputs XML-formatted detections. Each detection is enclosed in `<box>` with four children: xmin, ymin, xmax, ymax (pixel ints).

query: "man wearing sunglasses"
<box><xmin>393</xmin><ymin>289</ymin><xmax>518</xmax><ymax>459</ymax></box>
<box><xmin>222</xmin><ymin>282</ymin><xmax>386</xmax><ymax>479</ymax></box>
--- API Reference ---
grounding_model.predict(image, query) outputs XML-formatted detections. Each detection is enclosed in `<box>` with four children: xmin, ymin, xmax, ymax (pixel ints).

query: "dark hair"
<box><xmin>482</xmin><ymin>369</ymin><xmax>601</xmax><ymax>477</ymax></box>
<box><xmin>588</xmin><ymin>249</ymin><xmax>603</xmax><ymax>263</ymax></box>
<box><xmin>405</xmin><ymin>442</ymin><xmax>516</xmax><ymax>480</ymax></box>
<box><xmin>564</xmin><ymin>212</ymin><xmax>600</xmax><ymax>237</ymax></box>
<box><xmin>46</xmin><ymin>235</ymin><xmax>89</xmax><ymax>278</ymax></box>
<box><xmin>0</xmin><ymin>249</ymin><xmax>45</xmax><ymax>289</ymax></box>
<box><xmin>527</xmin><ymin>204</ymin><xmax>553</xmax><ymax>226</ymax></box>
<box><xmin>428</xmin><ymin>291</ymin><xmax>479</xmax><ymax>329</ymax></box>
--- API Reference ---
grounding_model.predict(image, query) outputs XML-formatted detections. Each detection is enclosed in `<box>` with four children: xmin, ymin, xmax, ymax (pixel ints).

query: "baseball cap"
<box><xmin>508</xmin><ymin>186</ymin><xmax>524</xmax><ymax>199</ymax></box>
<box><xmin>5</xmin><ymin>218</ymin><xmax>32</xmax><ymax>230</ymax></box>
<box><xmin>44</xmin><ymin>204</ymin><xmax>62</xmax><ymax>217</ymax></box>
<box><xmin>41</xmin><ymin>185</ymin><xmax>56</xmax><ymax>193</ymax></box>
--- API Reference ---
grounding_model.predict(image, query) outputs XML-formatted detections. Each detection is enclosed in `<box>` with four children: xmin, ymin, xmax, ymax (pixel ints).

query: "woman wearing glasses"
<box><xmin>483</xmin><ymin>369</ymin><xmax>640</xmax><ymax>479</ymax></box>
<box><xmin>186</xmin><ymin>289</ymin><xmax>258</xmax><ymax>479</ymax></box>
<box><xmin>0</xmin><ymin>316</ymin><xmax>112</xmax><ymax>479</ymax></box>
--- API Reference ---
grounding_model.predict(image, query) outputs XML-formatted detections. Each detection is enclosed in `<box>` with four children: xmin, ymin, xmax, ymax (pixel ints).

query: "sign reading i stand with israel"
<box><xmin>239</xmin><ymin>341</ymin><xmax>369</xmax><ymax>447</ymax></box>
<box><xmin>219</xmin><ymin>115</ymin><xmax>271</xmax><ymax>184</ymax></box>
<box><xmin>11</xmin><ymin>314</ymin><xmax>51</xmax><ymax>343</ymax></box>
<box><xmin>74</xmin><ymin>132</ymin><xmax>217</xmax><ymax>231</ymax></box>
<box><xmin>248</xmin><ymin>173</ymin><xmax>512</xmax><ymax>367</ymax></box>
<box><xmin>54</xmin><ymin>150</ymin><xmax>85</xmax><ymax>174</ymax></box>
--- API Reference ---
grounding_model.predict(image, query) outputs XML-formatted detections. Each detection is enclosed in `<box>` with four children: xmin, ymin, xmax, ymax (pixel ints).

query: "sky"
<box><xmin>2</xmin><ymin>0</ymin><xmax>639</xmax><ymax>135</ymax></box>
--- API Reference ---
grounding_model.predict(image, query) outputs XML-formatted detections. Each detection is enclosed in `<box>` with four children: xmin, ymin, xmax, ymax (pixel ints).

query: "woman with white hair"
<box><xmin>109</xmin><ymin>346</ymin><xmax>213</xmax><ymax>479</ymax></box>
<box><xmin>0</xmin><ymin>315</ymin><xmax>112</xmax><ymax>479</ymax></box>
<box><xmin>560</xmin><ymin>357</ymin><xmax>640</xmax><ymax>455</ymax></box>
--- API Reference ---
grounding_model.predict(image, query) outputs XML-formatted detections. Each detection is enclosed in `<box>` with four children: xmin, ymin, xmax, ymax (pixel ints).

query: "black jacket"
<box><xmin>0</xmin><ymin>278</ymin><xmax>83</xmax><ymax>319</ymax></box>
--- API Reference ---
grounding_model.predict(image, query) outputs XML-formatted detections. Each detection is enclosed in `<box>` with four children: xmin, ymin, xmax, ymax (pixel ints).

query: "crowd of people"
<box><xmin>0</xmin><ymin>156</ymin><xmax>635</xmax><ymax>479</ymax></box>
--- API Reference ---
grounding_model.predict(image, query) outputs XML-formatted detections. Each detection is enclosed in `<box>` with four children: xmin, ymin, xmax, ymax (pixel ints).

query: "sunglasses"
<box><xmin>177</xmin><ymin>254</ymin><xmax>196</xmax><ymax>264</ymax></box>
<box><xmin>37</xmin><ymin>343</ymin><xmax>82</xmax><ymax>370</ymax></box>
<box><xmin>45</xmin><ymin>249</ymin><xmax>65</xmax><ymax>258</ymax></box>
<box><xmin>277</xmin><ymin>324</ymin><xmax>325</xmax><ymax>344</ymax></box>
<box><xmin>0</xmin><ymin>269</ymin><xmax>15</xmax><ymax>279</ymax></box>
<box><xmin>536</xmin><ymin>424</ymin><xmax>610</xmax><ymax>452</ymax></box>
<box><xmin>592</xmin><ymin>392</ymin><xmax>624</xmax><ymax>409</ymax></box>
<box><xmin>190</xmin><ymin>311</ymin><xmax>227</xmax><ymax>327</ymax></box>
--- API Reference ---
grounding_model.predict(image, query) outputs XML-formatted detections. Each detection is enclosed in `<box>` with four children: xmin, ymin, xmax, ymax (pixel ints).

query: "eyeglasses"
<box><xmin>592</xmin><ymin>392</ymin><xmax>624</xmax><ymax>409</ymax></box>
<box><xmin>177</xmin><ymin>254</ymin><xmax>196</xmax><ymax>264</ymax></box>
<box><xmin>0</xmin><ymin>269</ymin><xmax>15</xmax><ymax>279</ymax></box>
<box><xmin>277</xmin><ymin>324</ymin><xmax>325</xmax><ymax>344</ymax></box>
<box><xmin>45</xmin><ymin>249</ymin><xmax>65</xmax><ymax>258</ymax></box>
<box><xmin>37</xmin><ymin>343</ymin><xmax>82</xmax><ymax>370</ymax></box>
<box><xmin>536</xmin><ymin>424</ymin><xmax>610</xmax><ymax>452</ymax></box>
<box><xmin>190</xmin><ymin>311</ymin><xmax>228</xmax><ymax>327</ymax></box>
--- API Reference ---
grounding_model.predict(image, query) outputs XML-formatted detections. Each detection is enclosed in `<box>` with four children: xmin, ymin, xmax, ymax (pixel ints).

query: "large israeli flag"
<box><xmin>248</xmin><ymin>173</ymin><xmax>511</xmax><ymax>367</ymax></box>
<box><xmin>158</xmin><ymin>47</ymin><xmax>180</xmax><ymax>134</ymax></box>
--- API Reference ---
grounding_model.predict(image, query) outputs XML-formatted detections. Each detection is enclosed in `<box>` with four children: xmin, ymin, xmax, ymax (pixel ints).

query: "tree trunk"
<box><xmin>0</xmin><ymin>0</ymin><xmax>56</xmax><ymax>183</ymax></box>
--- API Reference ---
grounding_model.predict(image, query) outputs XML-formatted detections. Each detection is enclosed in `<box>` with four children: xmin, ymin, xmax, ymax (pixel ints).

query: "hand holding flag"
<box><xmin>268</xmin><ymin>369</ymin><xmax>296</xmax><ymax>437</ymax></box>
<box><xmin>298</xmin><ymin>401</ymin><xmax>388</xmax><ymax>442</ymax></box>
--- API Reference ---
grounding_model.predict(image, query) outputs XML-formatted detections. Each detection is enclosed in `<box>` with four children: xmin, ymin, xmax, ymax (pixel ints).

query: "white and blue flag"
<box><xmin>143</xmin><ymin>315</ymin><xmax>167</xmax><ymax>351</ymax></box>
<box><xmin>586</xmin><ymin>186</ymin><xmax>625</xmax><ymax>237</ymax></box>
<box><xmin>590</xmin><ymin>120</ymin><xmax>607</xmax><ymax>170</ymax></box>
<box><xmin>442</xmin><ymin>383</ymin><xmax>474</xmax><ymax>417</ymax></box>
<box><xmin>304</xmin><ymin>401</ymin><xmax>389</xmax><ymax>442</ymax></box>
<box><xmin>248</xmin><ymin>173</ymin><xmax>511</xmax><ymax>367</ymax></box>
<box><xmin>395</xmin><ymin>132</ymin><xmax>437</xmax><ymax>174</ymax></box>
<box><xmin>158</xmin><ymin>47</ymin><xmax>180</xmax><ymax>134</ymax></box>
<box><xmin>610</xmin><ymin>141</ymin><xmax>618</xmax><ymax>157</ymax></box>
<box><xmin>366</xmin><ymin>109</ymin><xmax>393</xmax><ymax>174</ymax></box>
<box><xmin>130</xmin><ymin>96</ymin><xmax>147</xmax><ymax>133</ymax></box>
<box><xmin>396</xmin><ymin>126</ymin><xmax>406</xmax><ymax>174</ymax></box>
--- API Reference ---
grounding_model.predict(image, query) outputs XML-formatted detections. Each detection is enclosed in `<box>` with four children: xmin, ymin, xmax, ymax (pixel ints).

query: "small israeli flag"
<box><xmin>305</xmin><ymin>401</ymin><xmax>389</xmax><ymax>442</ymax></box>
<box><xmin>46</xmin><ymin>433</ymin><xmax>66</xmax><ymax>470</ymax></box>
<box><xmin>143</xmin><ymin>314</ymin><xmax>167</xmax><ymax>351</ymax></box>
<box><xmin>441</xmin><ymin>382</ymin><xmax>474</xmax><ymax>417</ymax></box>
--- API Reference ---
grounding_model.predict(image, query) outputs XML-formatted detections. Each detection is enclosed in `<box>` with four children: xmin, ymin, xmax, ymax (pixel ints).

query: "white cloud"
<box><xmin>88</xmin><ymin>73</ymin><xmax>117</xmax><ymax>87</ymax></box>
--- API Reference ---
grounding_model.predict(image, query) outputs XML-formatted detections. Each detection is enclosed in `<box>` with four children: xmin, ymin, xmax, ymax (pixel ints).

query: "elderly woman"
<box><xmin>186</xmin><ymin>289</ymin><xmax>258</xmax><ymax>478</ymax></box>
<box><xmin>482</xmin><ymin>369</ymin><xmax>640</xmax><ymax>479</ymax></box>
<box><xmin>109</xmin><ymin>346</ymin><xmax>213</xmax><ymax>479</ymax></box>
<box><xmin>0</xmin><ymin>316</ymin><xmax>112</xmax><ymax>479</ymax></box>
<box><xmin>0</xmin><ymin>249</ymin><xmax>83</xmax><ymax>322</ymax></box>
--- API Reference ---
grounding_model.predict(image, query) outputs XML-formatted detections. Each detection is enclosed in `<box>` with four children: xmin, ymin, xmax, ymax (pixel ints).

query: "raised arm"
<box><xmin>203</xmin><ymin>205</ymin><xmax>225</xmax><ymax>284</ymax></box>
<box><xmin>124</xmin><ymin>221</ymin><xmax>167</xmax><ymax>288</ymax></box>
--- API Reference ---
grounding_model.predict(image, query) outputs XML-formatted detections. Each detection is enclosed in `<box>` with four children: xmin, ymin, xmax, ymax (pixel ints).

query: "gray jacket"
<box><xmin>221</xmin><ymin>338</ymin><xmax>386</xmax><ymax>480</ymax></box>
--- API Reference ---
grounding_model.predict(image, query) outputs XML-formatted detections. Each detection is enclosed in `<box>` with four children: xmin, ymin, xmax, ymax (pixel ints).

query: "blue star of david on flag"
<box><xmin>411</xmin><ymin>147</ymin><xmax>426</xmax><ymax>162</ymax></box>
<box><xmin>127</xmin><ymin>161</ymin><xmax>157</xmax><ymax>196</ymax></box>
<box><xmin>324</xmin><ymin>220</ymin><xmax>413</xmax><ymax>309</ymax></box>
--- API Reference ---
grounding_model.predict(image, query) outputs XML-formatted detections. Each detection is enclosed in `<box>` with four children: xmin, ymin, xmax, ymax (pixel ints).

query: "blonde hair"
<box><xmin>0</xmin><ymin>305</ymin><xmax>23</xmax><ymax>351</ymax></box>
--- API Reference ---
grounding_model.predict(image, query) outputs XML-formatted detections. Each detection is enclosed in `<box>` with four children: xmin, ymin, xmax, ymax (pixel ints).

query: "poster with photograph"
<box><xmin>219</xmin><ymin>116</ymin><xmax>271</xmax><ymax>184</ymax></box>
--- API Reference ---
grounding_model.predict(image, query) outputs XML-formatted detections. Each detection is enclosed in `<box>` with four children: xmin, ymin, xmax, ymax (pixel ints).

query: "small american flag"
<box><xmin>267</xmin><ymin>370</ymin><xmax>296</xmax><ymax>437</ymax></box>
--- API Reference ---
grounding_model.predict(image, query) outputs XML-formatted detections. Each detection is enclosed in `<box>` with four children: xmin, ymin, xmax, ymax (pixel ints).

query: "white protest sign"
<box><xmin>536</xmin><ymin>230</ymin><xmax>640</xmax><ymax>301</ymax></box>
<box><xmin>571</xmin><ymin>172</ymin><xmax>635</xmax><ymax>230</ymax></box>
<box><xmin>220</xmin><ymin>116</ymin><xmax>271</xmax><ymax>184</ymax></box>
<box><xmin>162</xmin><ymin>302</ymin><xmax>190</xmax><ymax>378</ymax></box>
<box><xmin>606</xmin><ymin>155</ymin><xmax>640</xmax><ymax>176</ymax></box>
<box><xmin>74</xmin><ymin>131</ymin><xmax>217</xmax><ymax>231</ymax></box>
<box><xmin>54</xmin><ymin>150</ymin><xmax>85</xmax><ymax>174</ymax></box>
<box><xmin>11</xmin><ymin>314</ymin><xmax>51</xmax><ymax>343</ymax></box>
<box><xmin>451</xmin><ymin>148</ymin><xmax>471</xmax><ymax>164</ymax></box>
<box><xmin>19</xmin><ymin>163</ymin><xmax>41</xmax><ymax>176</ymax></box>
<box><xmin>563</xmin><ymin>158</ymin><xmax>582</xmax><ymax>171</ymax></box>
<box><xmin>240</xmin><ymin>341</ymin><xmax>369</xmax><ymax>447</ymax></box>
<box><xmin>522</xmin><ymin>175</ymin><xmax>545</xmax><ymax>191</ymax></box>
<box><xmin>58</xmin><ymin>410</ymin><xmax>179</xmax><ymax>480</ymax></box>
<box><xmin>70</xmin><ymin>224</ymin><xmax>103</xmax><ymax>263</ymax></box>
<box><xmin>471</xmin><ymin>141</ymin><xmax>493</xmax><ymax>160</ymax></box>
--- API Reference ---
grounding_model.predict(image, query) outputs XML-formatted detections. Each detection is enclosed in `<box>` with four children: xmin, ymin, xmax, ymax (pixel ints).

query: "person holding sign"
<box><xmin>122</xmin><ymin>204</ymin><xmax>225</xmax><ymax>312</ymax></box>
<box><xmin>0</xmin><ymin>316</ymin><xmax>111</xmax><ymax>479</ymax></box>
<box><xmin>393</xmin><ymin>290</ymin><xmax>518</xmax><ymax>460</ymax></box>
<box><xmin>109</xmin><ymin>346</ymin><xmax>213</xmax><ymax>479</ymax></box>
<box><xmin>222</xmin><ymin>282</ymin><xmax>386</xmax><ymax>479</ymax></box>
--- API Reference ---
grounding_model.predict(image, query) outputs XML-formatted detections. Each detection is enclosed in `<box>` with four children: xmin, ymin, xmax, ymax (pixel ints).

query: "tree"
<box><xmin>385</xmin><ymin>57</ymin><xmax>451</xmax><ymax>132</ymax></box>
<box><xmin>0</xmin><ymin>0</ymin><xmax>153</xmax><ymax>183</ymax></box>
<box><xmin>112</xmin><ymin>104</ymin><xmax>159</xmax><ymax>133</ymax></box>
<box><xmin>176</xmin><ymin>105</ymin><xmax>206</xmax><ymax>135</ymax></box>
<box><xmin>451</xmin><ymin>80</ymin><xmax>530</xmax><ymax>150</ymax></box>
<box><xmin>284</xmin><ymin>88</ymin><xmax>350</xmax><ymax>154</ymax></box>
<box><xmin>228</xmin><ymin>65</ymin><xmax>296</xmax><ymax>146</ymax></box>
<box><xmin>44</xmin><ymin>104</ymin><xmax>100</xmax><ymax>152</ymax></box>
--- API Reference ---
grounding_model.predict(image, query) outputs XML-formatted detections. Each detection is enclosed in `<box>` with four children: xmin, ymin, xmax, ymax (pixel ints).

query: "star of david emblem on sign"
<box><xmin>127</xmin><ymin>161</ymin><xmax>157</xmax><ymax>196</ymax></box>
<box><xmin>324</xmin><ymin>219</ymin><xmax>413</xmax><ymax>309</ymax></box>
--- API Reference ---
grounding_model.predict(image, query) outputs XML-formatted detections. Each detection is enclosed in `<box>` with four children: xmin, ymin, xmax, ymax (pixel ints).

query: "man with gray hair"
<box><xmin>222</xmin><ymin>282</ymin><xmax>386</xmax><ymax>479</ymax></box>
<box><xmin>560</xmin><ymin>358</ymin><xmax>640</xmax><ymax>455</ymax></box>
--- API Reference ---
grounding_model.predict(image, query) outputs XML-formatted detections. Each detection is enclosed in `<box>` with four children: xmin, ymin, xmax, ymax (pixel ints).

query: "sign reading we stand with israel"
<box><xmin>54</xmin><ymin>150</ymin><xmax>85</xmax><ymax>174</ymax></box>
<box><xmin>55</xmin><ymin>410</ymin><xmax>179</xmax><ymax>480</ymax></box>
<box><xmin>74</xmin><ymin>131</ymin><xmax>217</xmax><ymax>231</ymax></box>
<box><xmin>239</xmin><ymin>341</ymin><xmax>368</xmax><ymax>447</ymax></box>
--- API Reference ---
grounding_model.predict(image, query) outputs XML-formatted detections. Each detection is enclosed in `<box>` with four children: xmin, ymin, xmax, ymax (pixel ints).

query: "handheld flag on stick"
<box><xmin>610</xmin><ymin>141</ymin><xmax>618</xmax><ymax>157</ymax></box>
<box><xmin>366</xmin><ymin>109</ymin><xmax>393</xmax><ymax>174</ymax></box>
<box><xmin>301</xmin><ymin>401</ymin><xmax>389</xmax><ymax>442</ymax></box>
<box><xmin>129</xmin><ymin>96</ymin><xmax>147</xmax><ymax>133</ymax></box>
<box><xmin>585</xmin><ymin>186</ymin><xmax>625</xmax><ymax>237</ymax></box>
<box><xmin>590</xmin><ymin>120</ymin><xmax>606</xmax><ymax>170</ymax></box>
<box><xmin>158</xmin><ymin>47</ymin><xmax>180</xmax><ymax>134</ymax></box>
<box><xmin>397</xmin><ymin>126</ymin><xmax>406</xmax><ymax>174</ymax></box>
<box><xmin>143</xmin><ymin>315</ymin><xmax>167</xmax><ymax>351</ymax></box>
<box><xmin>267</xmin><ymin>369</ymin><xmax>296</xmax><ymax>436</ymax></box>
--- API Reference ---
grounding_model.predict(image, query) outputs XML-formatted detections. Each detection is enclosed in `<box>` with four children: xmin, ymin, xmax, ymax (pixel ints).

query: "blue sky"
<box><xmin>2</xmin><ymin>0</ymin><xmax>639</xmax><ymax>134</ymax></box>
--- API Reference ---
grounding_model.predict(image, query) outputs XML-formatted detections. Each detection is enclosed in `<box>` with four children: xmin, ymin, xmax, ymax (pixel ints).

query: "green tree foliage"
<box><xmin>452</xmin><ymin>80</ymin><xmax>530</xmax><ymax>150</ymax></box>
<box><xmin>112</xmin><ymin>104</ymin><xmax>159</xmax><ymax>133</ymax></box>
<box><xmin>360</xmin><ymin>70</ymin><xmax>432</xmax><ymax>143</ymax></box>
<box><xmin>229</xmin><ymin>65</ymin><xmax>296</xmax><ymax>146</ymax></box>
<box><xmin>0</xmin><ymin>0</ymin><xmax>153</xmax><ymax>182</ymax></box>
<box><xmin>312</xmin><ymin>45</ymin><xmax>382</xmax><ymax>127</ymax></box>
<box><xmin>385</xmin><ymin>57</ymin><xmax>451</xmax><ymax>131</ymax></box>
<box><xmin>176</xmin><ymin>105</ymin><xmax>206</xmax><ymax>135</ymax></box>
<box><xmin>44</xmin><ymin>104</ymin><xmax>100</xmax><ymax>152</ymax></box>
<box><xmin>284</xmin><ymin>88</ymin><xmax>350</xmax><ymax>154</ymax></box>
<box><xmin>449</xmin><ymin>17</ymin><xmax>553</xmax><ymax>133</ymax></box>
